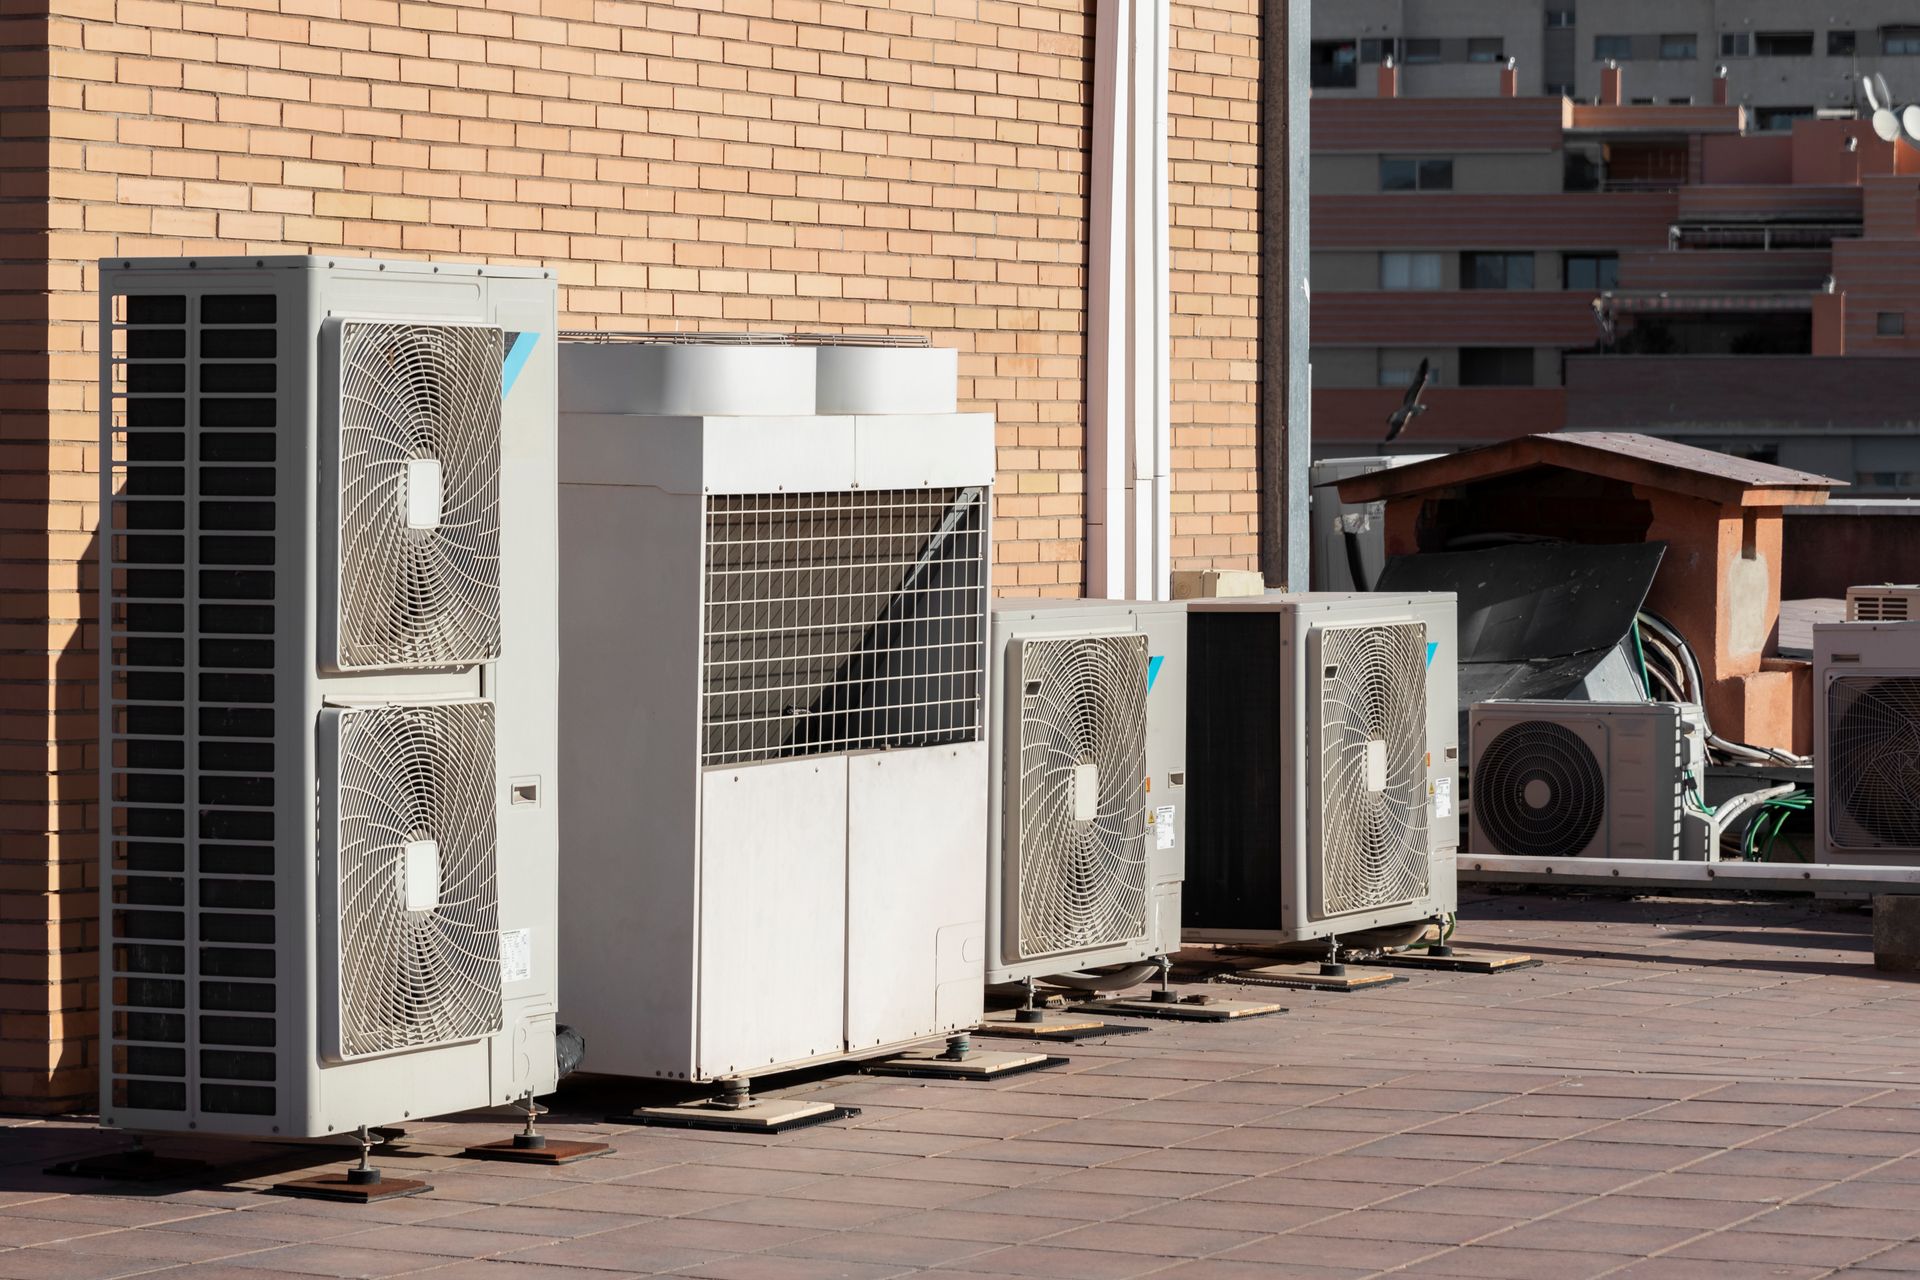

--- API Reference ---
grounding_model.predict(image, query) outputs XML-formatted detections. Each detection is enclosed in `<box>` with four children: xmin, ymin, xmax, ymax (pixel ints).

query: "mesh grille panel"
<box><xmin>1315</xmin><ymin>623</ymin><xmax>1429</xmax><ymax>916</ymax></box>
<box><xmin>331</xmin><ymin>702</ymin><xmax>503</xmax><ymax>1058</ymax></box>
<box><xmin>700</xmin><ymin>488</ymin><xmax>988</xmax><ymax>766</ymax></box>
<box><xmin>334</xmin><ymin>321</ymin><xmax>503</xmax><ymax>669</ymax></box>
<box><xmin>1474</xmin><ymin>720</ymin><xmax>1607</xmax><ymax>858</ymax></box>
<box><xmin>1012</xmin><ymin>635</ymin><xmax>1150</xmax><ymax>960</ymax></box>
<box><xmin>1827</xmin><ymin>675</ymin><xmax>1920</xmax><ymax>850</ymax></box>
<box><xmin>106</xmin><ymin>290</ymin><xmax>281</xmax><ymax>1120</ymax></box>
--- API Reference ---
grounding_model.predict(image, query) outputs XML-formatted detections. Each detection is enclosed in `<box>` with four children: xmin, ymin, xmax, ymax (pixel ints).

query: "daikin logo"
<box><xmin>502</xmin><ymin>331</ymin><xmax>540</xmax><ymax>396</ymax></box>
<box><xmin>1147</xmin><ymin>654</ymin><xmax>1165</xmax><ymax>692</ymax></box>
<box><xmin>1426</xmin><ymin>642</ymin><xmax>1438</xmax><ymax>668</ymax></box>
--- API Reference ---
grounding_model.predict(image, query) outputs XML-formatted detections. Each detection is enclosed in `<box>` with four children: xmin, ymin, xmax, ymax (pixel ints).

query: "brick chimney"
<box><xmin>1377</xmin><ymin>55</ymin><xmax>1399</xmax><ymax>98</ymax></box>
<box><xmin>1712</xmin><ymin>64</ymin><xmax>1729</xmax><ymax>105</ymax></box>
<box><xmin>1600</xmin><ymin>59</ymin><xmax>1623</xmax><ymax>106</ymax></box>
<box><xmin>1499</xmin><ymin>56</ymin><xmax>1518</xmax><ymax>97</ymax></box>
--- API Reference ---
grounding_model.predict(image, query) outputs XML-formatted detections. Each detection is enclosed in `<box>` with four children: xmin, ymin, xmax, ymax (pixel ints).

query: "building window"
<box><xmin>1310</xmin><ymin>40</ymin><xmax>1357</xmax><ymax>88</ymax></box>
<box><xmin>1670</xmin><ymin>96</ymin><xmax>1695</xmax><ymax>104</ymax></box>
<box><xmin>1858</xmin><ymin>471</ymin><xmax>1918</xmax><ymax>489</ymax></box>
<box><xmin>1360</xmin><ymin>37</ymin><xmax>1398</xmax><ymax>64</ymax></box>
<box><xmin>1829</xmin><ymin>30</ymin><xmax>1857</xmax><ymax>57</ymax></box>
<box><xmin>1380</xmin><ymin>157</ymin><xmax>1453</xmax><ymax>191</ymax></box>
<box><xmin>1755</xmin><ymin>31</ymin><xmax>1815</xmax><ymax>57</ymax></box>
<box><xmin>1462</xmin><ymin>253</ymin><xmax>1536</xmax><ymax>290</ymax></box>
<box><xmin>1755</xmin><ymin>105</ymin><xmax>1814</xmax><ymax>131</ymax></box>
<box><xmin>1564</xmin><ymin>253</ymin><xmax>1620</xmax><ymax>290</ymax></box>
<box><xmin>1459</xmin><ymin>348</ymin><xmax>1535</xmax><ymax>387</ymax></box>
<box><xmin>1381</xmin><ymin>252</ymin><xmax>1443</xmax><ymax>290</ymax></box>
<box><xmin>1595</xmin><ymin>34</ymin><xmax>1633</xmax><ymax>61</ymax></box>
<box><xmin>1721</xmin><ymin>32</ymin><xmax>1751</xmax><ymax>57</ymax></box>
<box><xmin>1660</xmin><ymin>33</ymin><xmax>1698</xmax><ymax>60</ymax></box>
<box><xmin>1403</xmin><ymin>38</ymin><xmax>1442</xmax><ymax>64</ymax></box>
<box><xmin>1547</xmin><ymin>81</ymin><xmax>1576</xmax><ymax>97</ymax></box>
<box><xmin>1885</xmin><ymin>27</ymin><xmax>1920</xmax><ymax>56</ymax></box>
<box><xmin>1631</xmin><ymin>97</ymin><xmax>1656</xmax><ymax>105</ymax></box>
<box><xmin>1379</xmin><ymin>356</ymin><xmax>1440</xmax><ymax>388</ymax></box>
<box><xmin>1879</xmin><ymin>311</ymin><xmax>1906</xmax><ymax>336</ymax></box>
<box><xmin>1468</xmin><ymin>37</ymin><xmax>1505</xmax><ymax>63</ymax></box>
<box><xmin>1546</xmin><ymin>8</ymin><xmax>1576</xmax><ymax>30</ymax></box>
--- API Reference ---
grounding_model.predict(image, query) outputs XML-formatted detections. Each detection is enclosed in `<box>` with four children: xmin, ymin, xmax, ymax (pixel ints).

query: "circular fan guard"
<box><xmin>334</xmin><ymin>702</ymin><xmax>503</xmax><ymax>1058</ymax></box>
<box><xmin>336</xmin><ymin>321</ymin><xmax>503</xmax><ymax>669</ymax></box>
<box><xmin>1015</xmin><ymin>635</ymin><xmax>1150</xmax><ymax>960</ymax></box>
<box><xmin>1475</xmin><ymin>720</ymin><xmax>1606</xmax><ymax>858</ymax></box>
<box><xmin>1828</xmin><ymin>676</ymin><xmax>1920</xmax><ymax>848</ymax></box>
<box><xmin>1317</xmin><ymin>623</ymin><xmax>1430</xmax><ymax>915</ymax></box>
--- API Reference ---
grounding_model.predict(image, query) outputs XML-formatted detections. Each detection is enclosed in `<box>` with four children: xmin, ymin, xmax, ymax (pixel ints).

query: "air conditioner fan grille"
<box><xmin>1828</xmin><ymin>675</ymin><xmax>1920</xmax><ymax>849</ymax></box>
<box><xmin>1316</xmin><ymin>623</ymin><xmax>1429</xmax><ymax>916</ymax></box>
<box><xmin>1475</xmin><ymin>719</ymin><xmax>1606</xmax><ymax>858</ymax></box>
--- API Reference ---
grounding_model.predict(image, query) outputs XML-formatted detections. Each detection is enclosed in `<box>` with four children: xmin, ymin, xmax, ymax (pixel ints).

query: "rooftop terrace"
<box><xmin>4</xmin><ymin>894</ymin><xmax>1920</xmax><ymax>1280</ymax></box>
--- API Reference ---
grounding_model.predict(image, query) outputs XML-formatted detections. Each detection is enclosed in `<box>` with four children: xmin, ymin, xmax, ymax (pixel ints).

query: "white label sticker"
<box><xmin>500</xmin><ymin>929</ymin><xmax>531</xmax><ymax>983</ymax></box>
<box><xmin>1154</xmin><ymin>804</ymin><xmax>1177</xmax><ymax>850</ymax></box>
<box><xmin>1434</xmin><ymin>778</ymin><xmax>1452</xmax><ymax>819</ymax></box>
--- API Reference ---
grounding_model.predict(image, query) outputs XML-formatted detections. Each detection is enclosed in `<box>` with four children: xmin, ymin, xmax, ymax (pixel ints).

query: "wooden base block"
<box><xmin>461</xmin><ymin>1137</ymin><xmax>610</xmax><ymax>1165</ymax></box>
<box><xmin>865</xmin><ymin>1049</ymin><xmax>1063</xmax><ymax>1080</ymax></box>
<box><xmin>614</xmin><ymin>1099</ymin><xmax>856</xmax><ymax>1134</ymax></box>
<box><xmin>269</xmin><ymin>1172</ymin><xmax>431</xmax><ymax>1203</ymax></box>
<box><xmin>976</xmin><ymin>1010</ymin><xmax>1148</xmax><ymax>1041</ymax></box>
<box><xmin>1230</xmin><ymin>964</ymin><xmax>1405</xmax><ymax>992</ymax></box>
<box><xmin>1076</xmin><ymin>994</ymin><xmax>1284</xmax><ymax>1021</ymax></box>
<box><xmin>1361</xmin><ymin>949</ymin><xmax>1542</xmax><ymax>975</ymax></box>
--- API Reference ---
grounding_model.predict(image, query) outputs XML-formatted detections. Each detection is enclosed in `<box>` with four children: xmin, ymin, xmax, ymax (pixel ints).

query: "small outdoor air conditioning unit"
<box><xmin>1469</xmin><ymin>701</ymin><xmax>1704</xmax><ymax>860</ymax></box>
<box><xmin>99</xmin><ymin>257</ymin><xmax>560</xmax><ymax>1139</ymax></box>
<box><xmin>1815</xmin><ymin>621</ymin><xmax>1920</xmax><ymax>864</ymax></box>
<box><xmin>985</xmin><ymin>600</ymin><xmax>1186</xmax><ymax>988</ymax></box>
<box><xmin>1846</xmin><ymin>585</ymin><xmax>1920</xmax><ymax>623</ymax></box>
<box><xmin>557</xmin><ymin>334</ymin><xmax>996</xmax><ymax>1085</ymax></box>
<box><xmin>1182</xmin><ymin>593</ymin><xmax>1458</xmax><ymax>945</ymax></box>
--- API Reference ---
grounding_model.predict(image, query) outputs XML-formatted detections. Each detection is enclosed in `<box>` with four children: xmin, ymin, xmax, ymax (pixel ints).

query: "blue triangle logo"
<box><xmin>1426</xmin><ymin>642</ymin><xmax>1438</xmax><ymax>667</ymax></box>
<box><xmin>502</xmin><ymin>330</ymin><xmax>540</xmax><ymax>396</ymax></box>
<box><xmin>1147</xmin><ymin>655</ymin><xmax>1164</xmax><ymax>692</ymax></box>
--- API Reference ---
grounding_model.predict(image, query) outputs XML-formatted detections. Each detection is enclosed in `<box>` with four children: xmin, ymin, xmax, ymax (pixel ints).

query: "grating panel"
<box><xmin>700</xmin><ymin>488</ymin><xmax>988</xmax><ymax>767</ymax></box>
<box><xmin>1011</xmin><ymin>635</ymin><xmax>1150</xmax><ymax>960</ymax></box>
<box><xmin>107</xmin><ymin>289</ymin><xmax>281</xmax><ymax>1120</ymax></box>
<box><xmin>1314</xmin><ymin>623</ymin><xmax>1429</xmax><ymax>916</ymax></box>
<box><xmin>1827</xmin><ymin>675</ymin><xmax>1920</xmax><ymax>850</ymax></box>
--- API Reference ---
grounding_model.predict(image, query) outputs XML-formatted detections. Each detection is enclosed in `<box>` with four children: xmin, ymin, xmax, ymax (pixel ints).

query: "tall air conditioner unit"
<box><xmin>557</xmin><ymin>335</ymin><xmax>998</xmax><ymax>1102</ymax></box>
<box><xmin>99</xmin><ymin>258</ymin><xmax>560</xmax><ymax>1144</ymax></box>
<box><xmin>1469</xmin><ymin>701</ymin><xmax>1704</xmax><ymax>860</ymax></box>
<box><xmin>985</xmin><ymin>601</ymin><xmax>1186</xmax><ymax>989</ymax></box>
<box><xmin>1183</xmin><ymin>593</ymin><xmax>1458</xmax><ymax>945</ymax></box>
<box><xmin>1815</xmin><ymin>621</ymin><xmax>1920</xmax><ymax>864</ymax></box>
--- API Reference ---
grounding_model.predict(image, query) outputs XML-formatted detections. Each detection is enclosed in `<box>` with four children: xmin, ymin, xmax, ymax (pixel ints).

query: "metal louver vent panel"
<box><xmin>1314</xmin><ymin>623</ymin><xmax>1429</xmax><ymax>916</ymax></box>
<box><xmin>1827</xmin><ymin>675</ymin><xmax>1920</xmax><ymax>850</ymax></box>
<box><xmin>700</xmin><ymin>487</ymin><xmax>988</xmax><ymax>766</ymax></box>
<box><xmin>1011</xmin><ymin>635</ymin><xmax>1151</xmax><ymax>960</ymax></box>
<box><xmin>334</xmin><ymin>321</ymin><xmax>502</xmax><ymax>670</ymax></box>
<box><xmin>327</xmin><ymin>701</ymin><xmax>503</xmax><ymax>1059</ymax></box>
<box><xmin>1475</xmin><ymin>720</ymin><xmax>1607</xmax><ymax>858</ymax></box>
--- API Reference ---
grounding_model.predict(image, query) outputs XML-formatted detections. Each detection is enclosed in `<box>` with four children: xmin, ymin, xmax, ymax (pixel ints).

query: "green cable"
<box><xmin>1632</xmin><ymin>619</ymin><xmax>1652</xmax><ymax>698</ymax></box>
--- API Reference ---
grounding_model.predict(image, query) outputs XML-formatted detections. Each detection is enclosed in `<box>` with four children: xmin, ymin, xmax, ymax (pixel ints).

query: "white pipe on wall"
<box><xmin>1087</xmin><ymin>0</ymin><xmax>1171</xmax><ymax>601</ymax></box>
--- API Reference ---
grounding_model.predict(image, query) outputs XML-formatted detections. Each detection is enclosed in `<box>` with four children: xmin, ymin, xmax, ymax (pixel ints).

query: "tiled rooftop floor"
<box><xmin>6</xmin><ymin>892</ymin><xmax>1920</xmax><ymax>1280</ymax></box>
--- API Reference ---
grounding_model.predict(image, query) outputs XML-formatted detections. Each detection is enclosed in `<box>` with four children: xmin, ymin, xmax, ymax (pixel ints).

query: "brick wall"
<box><xmin>1</xmin><ymin>0</ymin><xmax>1266</xmax><ymax>1111</ymax></box>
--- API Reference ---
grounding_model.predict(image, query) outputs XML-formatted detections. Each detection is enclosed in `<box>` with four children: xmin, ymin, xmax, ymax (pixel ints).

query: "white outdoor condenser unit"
<box><xmin>1182</xmin><ymin>593</ymin><xmax>1459</xmax><ymax>944</ymax></box>
<box><xmin>985</xmin><ymin>600</ymin><xmax>1186</xmax><ymax>988</ymax></box>
<box><xmin>1469</xmin><ymin>701</ymin><xmax>1704</xmax><ymax>860</ymax></box>
<box><xmin>1846</xmin><ymin>585</ymin><xmax>1920</xmax><ymax>623</ymax></box>
<box><xmin>557</xmin><ymin>334</ymin><xmax>996</xmax><ymax>1083</ymax></box>
<box><xmin>100</xmin><ymin>257</ymin><xmax>561</xmax><ymax>1139</ymax></box>
<box><xmin>1815</xmin><ymin>620</ymin><xmax>1920</xmax><ymax>864</ymax></box>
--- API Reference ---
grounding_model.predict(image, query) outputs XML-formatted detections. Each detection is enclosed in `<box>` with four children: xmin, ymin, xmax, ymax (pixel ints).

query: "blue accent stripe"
<box><xmin>1147</xmin><ymin>655</ymin><xmax>1165</xmax><ymax>692</ymax></box>
<box><xmin>1426</xmin><ymin>642</ymin><xmax>1438</xmax><ymax>667</ymax></box>
<box><xmin>502</xmin><ymin>331</ymin><xmax>540</xmax><ymax>396</ymax></box>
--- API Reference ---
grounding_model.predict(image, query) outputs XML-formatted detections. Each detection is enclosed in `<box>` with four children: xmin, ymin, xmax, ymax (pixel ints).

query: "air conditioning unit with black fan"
<box><xmin>1183</xmin><ymin>593</ymin><xmax>1458</xmax><ymax>945</ymax></box>
<box><xmin>1469</xmin><ymin>701</ymin><xmax>1702</xmax><ymax>861</ymax></box>
<box><xmin>99</xmin><ymin>258</ymin><xmax>559</xmax><ymax>1140</ymax></box>
<box><xmin>1816</xmin><ymin>621</ymin><xmax>1920</xmax><ymax>864</ymax></box>
<box><xmin>557</xmin><ymin>335</ymin><xmax>996</xmax><ymax>1087</ymax></box>
<box><xmin>985</xmin><ymin>600</ymin><xmax>1186</xmax><ymax>988</ymax></box>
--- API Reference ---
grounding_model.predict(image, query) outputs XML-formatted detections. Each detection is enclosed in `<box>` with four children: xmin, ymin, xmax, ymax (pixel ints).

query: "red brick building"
<box><xmin>0</xmin><ymin>2</ymin><xmax>1310</xmax><ymax>1112</ymax></box>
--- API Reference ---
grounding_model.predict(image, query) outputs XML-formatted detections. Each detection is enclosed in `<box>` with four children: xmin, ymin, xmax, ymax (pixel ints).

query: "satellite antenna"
<box><xmin>1904</xmin><ymin>104</ymin><xmax>1920</xmax><ymax>145</ymax></box>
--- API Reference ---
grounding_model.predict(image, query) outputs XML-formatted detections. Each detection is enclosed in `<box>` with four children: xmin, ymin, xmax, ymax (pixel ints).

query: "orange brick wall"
<box><xmin>1</xmin><ymin>0</ymin><xmax>1267</xmax><ymax>1111</ymax></box>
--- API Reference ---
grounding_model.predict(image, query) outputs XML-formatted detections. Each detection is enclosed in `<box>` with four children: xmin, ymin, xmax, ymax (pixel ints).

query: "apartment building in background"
<box><xmin>0</xmin><ymin>1</ymin><xmax>1304</xmax><ymax>1114</ymax></box>
<box><xmin>1312</xmin><ymin>0</ymin><xmax>1920</xmax><ymax>125</ymax></box>
<box><xmin>1311</xmin><ymin>55</ymin><xmax>1920</xmax><ymax>490</ymax></box>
